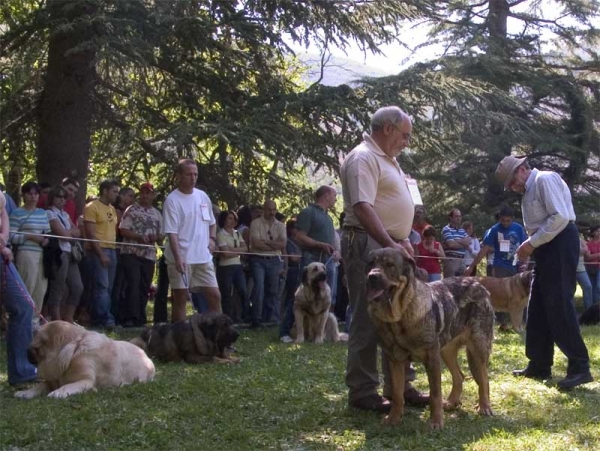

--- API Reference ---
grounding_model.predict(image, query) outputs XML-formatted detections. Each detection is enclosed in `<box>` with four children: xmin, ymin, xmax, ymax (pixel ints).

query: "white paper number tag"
<box><xmin>200</xmin><ymin>204</ymin><xmax>211</xmax><ymax>221</ymax></box>
<box><xmin>406</xmin><ymin>178</ymin><xmax>423</xmax><ymax>206</ymax></box>
<box><xmin>499</xmin><ymin>240</ymin><xmax>510</xmax><ymax>252</ymax></box>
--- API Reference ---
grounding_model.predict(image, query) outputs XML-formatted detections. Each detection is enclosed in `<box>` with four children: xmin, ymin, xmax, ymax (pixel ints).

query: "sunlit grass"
<box><xmin>1</xmin><ymin>318</ymin><xmax>599</xmax><ymax>450</ymax></box>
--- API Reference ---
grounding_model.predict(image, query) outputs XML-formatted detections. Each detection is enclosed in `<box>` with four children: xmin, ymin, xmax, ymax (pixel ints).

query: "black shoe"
<box><xmin>403</xmin><ymin>386</ymin><xmax>430</xmax><ymax>407</ymax></box>
<box><xmin>512</xmin><ymin>367</ymin><xmax>552</xmax><ymax>380</ymax></box>
<box><xmin>250</xmin><ymin>321</ymin><xmax>262</xmax><ymax>329</ymax></box>
<box><xmin>349</xmin><ymin>394</ymin><xmax>391</xmax><ymax>413</ymax></box>
<box><xmin>557</xmin><ymin>372</ymin><xmax>593</xmax><ymax>391</ymax></box>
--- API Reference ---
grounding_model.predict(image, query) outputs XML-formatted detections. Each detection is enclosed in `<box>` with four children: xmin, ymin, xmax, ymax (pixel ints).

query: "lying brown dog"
<box><xmin>293</xmin><ymin>262</ymin><xmax>347</xmax><ymax>343</ymax></box>
<box><xmin>366</xmin><ymin>248</ymin><xmax>494</xmax><ymax>430</ymax></box>
<box><xmin>473</xmin><ymin>271</ymin><xmax>532</xmax><ymax>332</ymax></box>
<box><xmin>131</xmin><ymin>312</ymin><xmax>240</xmax><ymax>363</ymax></box>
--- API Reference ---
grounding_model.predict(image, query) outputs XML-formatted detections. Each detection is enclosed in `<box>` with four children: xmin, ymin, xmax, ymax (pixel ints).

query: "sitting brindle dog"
<box><xmin>366</xmin><ymin>248</ymin><xmax>494</xmax><ymax>429</ymax></box>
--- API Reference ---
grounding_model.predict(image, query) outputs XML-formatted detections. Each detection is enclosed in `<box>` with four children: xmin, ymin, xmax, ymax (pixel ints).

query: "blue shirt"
<box><xmin>442</xmin><ymin>225</ymin><xmax>469</xmax><ymax>257</ymax></box>
<box><xmin>482</xmin><ymin>222</ymin><xmax>528</xmax><ymax>270</ymax></box>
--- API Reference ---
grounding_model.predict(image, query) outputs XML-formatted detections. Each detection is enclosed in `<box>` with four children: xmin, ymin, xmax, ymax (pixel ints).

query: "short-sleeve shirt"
<box><xmin>217</xmin><ymin>229</ymin><xmax>245</xmax><ymax>266</ymax></box>
<box><xmin>119</xmin><ymin>203</ymin><xmax>162</xmax><ymax>261</ymax></box>
<box><xmin>162</xmin><ymin>188</ymin><xmax>215</xmax><ymax>264</ymax></box>
<box><xmin>340</xmin><ymin>133</ymin><xmax>414</xmax><ymax>240</ymax></box>
<box><xmin>482</xmin><ymin>222</ymin><xmax>528</xmax><ymax>270</ymax></box>
<box><xmin>249</xmin><ymin>216</ymin><xmax>286</xmax><ymax>256</ymax></box>
<box><xmin>83</xmin><ymin>199</ymin><xmax>117</xmax><ymax>249</ymax></box>
<box><xmin>296</xmin><ymin>204</ymin><xmax>336</xmax><ymax>250</ymax></box>
<box><xmin>416</xmin><ymin>241</ymin><xmax>442</xmax><ymax>274</ymax></box>
<box><xmin>47</xmin><ymin>206</ymin><xmax>73</xmax><ymax>253</ymax></box>
<box><xmin>441</xmin><ymin>225</ymin><xmax>469</xmax><ymax>258</ymax></box>
<box><xmin>9</xmin><ymin>207</ymin><xmax>50</xmax><ymax>253</ymax></box>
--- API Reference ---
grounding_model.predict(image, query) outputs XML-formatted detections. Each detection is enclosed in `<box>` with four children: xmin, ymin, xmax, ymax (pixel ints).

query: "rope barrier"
<box><xmin>10</xmin><ymin>230</ymin><xmax>486</xmax><ymax>261</ymax></box>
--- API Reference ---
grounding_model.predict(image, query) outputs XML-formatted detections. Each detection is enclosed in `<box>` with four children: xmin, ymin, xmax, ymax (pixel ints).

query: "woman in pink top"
<box><xmin>416</xmin><ymin>225</ymin><xmax>445</xmax><ymax>282</ymax></box>
<box><xmin>585</xmin><ymin>226</ymin><xmax>600</xmax><ymax>304</ymax></box>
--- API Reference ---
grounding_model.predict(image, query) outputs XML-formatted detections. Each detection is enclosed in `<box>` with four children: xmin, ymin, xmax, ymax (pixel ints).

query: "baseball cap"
<box><xmin>495</xmin><ymin>155</ymin><xmax>527</xmax><ymax>189</ymax></box>
<box><xmin>140</xmin><ymin>182</ymin><xmax>155</xmax><ymax>192</ymax></box>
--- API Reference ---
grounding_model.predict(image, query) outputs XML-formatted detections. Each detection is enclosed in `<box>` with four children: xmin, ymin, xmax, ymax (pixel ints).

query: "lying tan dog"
<box><xmin>15</xmin><ymin>321</ymin><xmax>155</xmax><ymax>399</ymax></box>
<box><xmin>473</xmin><ymin>271</ymin><xmax>532</xmax><ymax>332</ymax></box>
<box><xmin>366</xmin><ymin>248</ymin><xmax>494</xmax><ymax>430</ymax></box>
<box><xmin>131</xmin><ymin>312</ymin><xmax>240</xmax><ymax>363</ymax></box>
<box><xmin>293</xmin><ymin>262</ymin><xmax>347</xmax><ymax>344</ymax></box>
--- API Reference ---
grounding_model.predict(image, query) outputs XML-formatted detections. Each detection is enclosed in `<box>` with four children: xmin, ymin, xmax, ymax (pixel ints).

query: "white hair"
<box><xmin>370</xmin><ymin>106</ymin><xmax>408</xmax><ymax>132</ymax></box>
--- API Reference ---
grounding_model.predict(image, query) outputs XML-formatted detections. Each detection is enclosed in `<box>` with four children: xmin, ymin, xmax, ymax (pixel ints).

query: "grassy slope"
<box><xmin>1</xmin><ymin>324</ymin><xmax>599</xmax><ymax>450</ymax></box>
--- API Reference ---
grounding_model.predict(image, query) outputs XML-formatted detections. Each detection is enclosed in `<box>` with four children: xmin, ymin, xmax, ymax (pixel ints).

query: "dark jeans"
<box><xmin>153</xmin><ymin>255</ymin><xmax>169</xmax><ymax>323</ymax></box>
<box><xmin>217</xmin><ymin>264</ymin><xmax>250</xmax><ymax>322</ymax></box>
<box><xmin>250</xmin><ymin>256</ymin><xmax>282</xmax><ymax>324</ymax></box>
<box><xmin>111</xmin><ymin>249</ymin><xmax>126</xmax><ymax>324</ymax></box>
<box><xmin>279</xmin><ymin>265</ymin><xmax>301</xmax><ymax>337</ymax></box>
<box><xmin>119</xmin><ymin>254</ymin><xmax>155</xmax><ymax>326</ymax></box>
<box><xmin>526</xmin><ymin>223</ymin><xmax>590</xmax><ymax>375</ymax></box>
<box><xmin>1</xmin><ymin>259</ymin><xmax>37</xmax><ymax>384</ymax></box>
<box><xmin>89</xmin><ymin>248</ymin><xmax>117</xmax><ymax>327</ymax></box>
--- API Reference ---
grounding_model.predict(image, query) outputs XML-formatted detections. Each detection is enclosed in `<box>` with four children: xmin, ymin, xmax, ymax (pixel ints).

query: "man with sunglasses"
<box><xmin>495</xmin><ymin>155</ymin><xmax>592</xmax><ymax>390</ymax></box>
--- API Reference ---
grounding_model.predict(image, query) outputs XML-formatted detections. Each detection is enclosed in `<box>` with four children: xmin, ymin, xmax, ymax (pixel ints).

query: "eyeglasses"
<box><xmin>391</xmin><ymin>123</ymin><xmax>411</xmax><ymax>142</ymax></box>
<box><xmin>267</xmin><ymin>231</ymin><xmax>273</xmax><ymax>241</ymax></box>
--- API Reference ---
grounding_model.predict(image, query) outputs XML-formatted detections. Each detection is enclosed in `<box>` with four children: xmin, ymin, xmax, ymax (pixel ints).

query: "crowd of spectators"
<box><xmin>1</xmin><ymin>175</ymin><xmax>598</xmax><ymax>341</ymax></box>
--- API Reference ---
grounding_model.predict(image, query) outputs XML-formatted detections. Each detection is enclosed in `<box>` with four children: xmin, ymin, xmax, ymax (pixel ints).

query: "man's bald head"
<box><xmin>370</xmin><ymin>106</ymin><xmax>410</xmax><ymax>133</ymax></box>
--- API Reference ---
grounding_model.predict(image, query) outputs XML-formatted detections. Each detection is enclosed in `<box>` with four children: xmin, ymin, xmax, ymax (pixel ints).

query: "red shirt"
<box><xmin>64</xmin><ymin>199</ymin><xmax>78</xmax><ymax>224</ymax></box>
<box><xmin>587</xmin><ymin>240</ymin><xmax>600</xmax><ymax>268</ymax></box>
<box><xmin>416</xmin><ymin>241</ymin><xmax>442</xmax><ymax>275</ymax></box>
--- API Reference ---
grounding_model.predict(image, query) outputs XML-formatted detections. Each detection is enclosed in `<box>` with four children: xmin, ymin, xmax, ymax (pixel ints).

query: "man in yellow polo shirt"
<box><xmin>84</xmin><ymin>179</ymin><xmax>119</xmax><ymax>329</ymax></box>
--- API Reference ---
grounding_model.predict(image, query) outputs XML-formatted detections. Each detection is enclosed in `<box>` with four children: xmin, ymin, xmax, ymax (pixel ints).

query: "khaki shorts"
<box><xmin>167</xmin><ymin>261</ymin><xmax>218</xmax><ymax>291</ymax></box>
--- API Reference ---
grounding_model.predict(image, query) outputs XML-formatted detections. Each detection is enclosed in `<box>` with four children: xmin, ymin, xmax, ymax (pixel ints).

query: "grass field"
<box><xmin>1</xmin><ymin>316</ymin><xmax>599</xmax><ymax>451</ymax></box>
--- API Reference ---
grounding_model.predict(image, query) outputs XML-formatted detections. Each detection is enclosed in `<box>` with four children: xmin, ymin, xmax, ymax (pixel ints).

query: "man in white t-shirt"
<box><xmin>162</xmin><ymin>159</ymin><xmax>221</xmax><ymax>323</ymax></box>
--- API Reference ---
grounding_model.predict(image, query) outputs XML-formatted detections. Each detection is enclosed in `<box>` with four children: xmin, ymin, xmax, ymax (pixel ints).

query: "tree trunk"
<box><xmin>36</xmin><ymin>0</ymin><xmax>97</xmax><ymax>210</ymax></box>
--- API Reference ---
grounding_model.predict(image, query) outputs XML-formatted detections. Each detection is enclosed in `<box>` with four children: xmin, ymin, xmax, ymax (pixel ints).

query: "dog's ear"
<box><xmin>301</xmin><ymin>266</ymin><xmax>309</xmax><ymax>285</ymax></box>
<box><xmin>190</xmin><ymin>314</ymin><xmax>212</xmax><ymax>355</ymax></box>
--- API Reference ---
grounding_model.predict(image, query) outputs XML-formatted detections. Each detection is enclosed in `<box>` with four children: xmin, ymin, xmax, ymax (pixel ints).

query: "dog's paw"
<box><xmin>382</xmin><ymin>414</ymin><xmax>403</xmax><ymax>426</ymax></box>
<box><xmin>476</xmin><ymin>403</ymin><xmax>494</xmax><ymax>416</ymax></box>
<box><xmin>14</xmin><ymin>389</ymin><xmax>37</xmax><ymax>399</ymax></box>
<box><xmin>429</xmin><ymin>419</ymin><xmax>444</xmax><ymax>430</ymax></box>
<box><xmin>443</xmin><ymin>399</ymin><xmax>461</xmax><ymax>410</ymax></box>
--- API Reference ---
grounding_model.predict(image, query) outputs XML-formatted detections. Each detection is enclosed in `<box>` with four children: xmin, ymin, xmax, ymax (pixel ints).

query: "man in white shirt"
<box><xmin>340</xmin><ymin>106</ymin><xmax>428</xmax><ymax>413</ymax></box>
<box><xmin>162</xmin><ymin>159</ymin><xmax>221</xmax><ymax>323</ymax></box>
<box><xmin>496</xmin><ymin>155</ymin><xmax>592</xmax><ymax>390</ymax></box>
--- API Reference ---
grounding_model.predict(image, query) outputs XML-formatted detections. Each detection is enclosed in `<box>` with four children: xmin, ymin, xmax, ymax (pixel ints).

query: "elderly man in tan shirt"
<box><xmin>340</xmin><ymin>105</ymin><xmax>428</xmax><ymax>413</ymax></box>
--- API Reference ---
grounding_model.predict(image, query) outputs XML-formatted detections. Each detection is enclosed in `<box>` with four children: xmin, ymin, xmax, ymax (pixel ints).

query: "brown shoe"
<box><xmin>403</xmin><ymin>385</ymin><xmax>429</xmax><ymax>407</ymax></box>
<box><xmin>349</xmin><ymin>394</ymin><xmax>391</xmax><ymax>413</ymax></box>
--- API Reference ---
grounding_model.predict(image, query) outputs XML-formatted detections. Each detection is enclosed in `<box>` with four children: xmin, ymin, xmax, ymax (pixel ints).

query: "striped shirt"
<box><xmin>441</xmin><ymin>225</ymin><xmax>469</xmax><ymax>257</ymax></box>
<box><xmin>9</xmin><ymin>208</ymin><xmax>50</xmax><ymax>253</ymax></box>
<box><xmin>522</xmin><ymin>169</ymin><xmax>576</xmax><ymax>248</ymax></box>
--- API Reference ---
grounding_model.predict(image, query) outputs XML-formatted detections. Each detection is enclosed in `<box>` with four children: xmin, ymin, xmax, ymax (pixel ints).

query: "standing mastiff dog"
<box><xmin>293</xmin><ymin>262</ymin><xmax>347</xmax><ymax>343</ymax></box>
<box><xmin>366</xmin><ymin>248</ymin><xmax>494</xmax><ymax>429</ymax></box>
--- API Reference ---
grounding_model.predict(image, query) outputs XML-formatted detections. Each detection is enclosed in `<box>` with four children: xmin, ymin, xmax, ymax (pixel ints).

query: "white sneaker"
<box><xmin>280</xmin><ymin>335</ymin><xmax>294</xmax><ymax>344</ymax></box>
